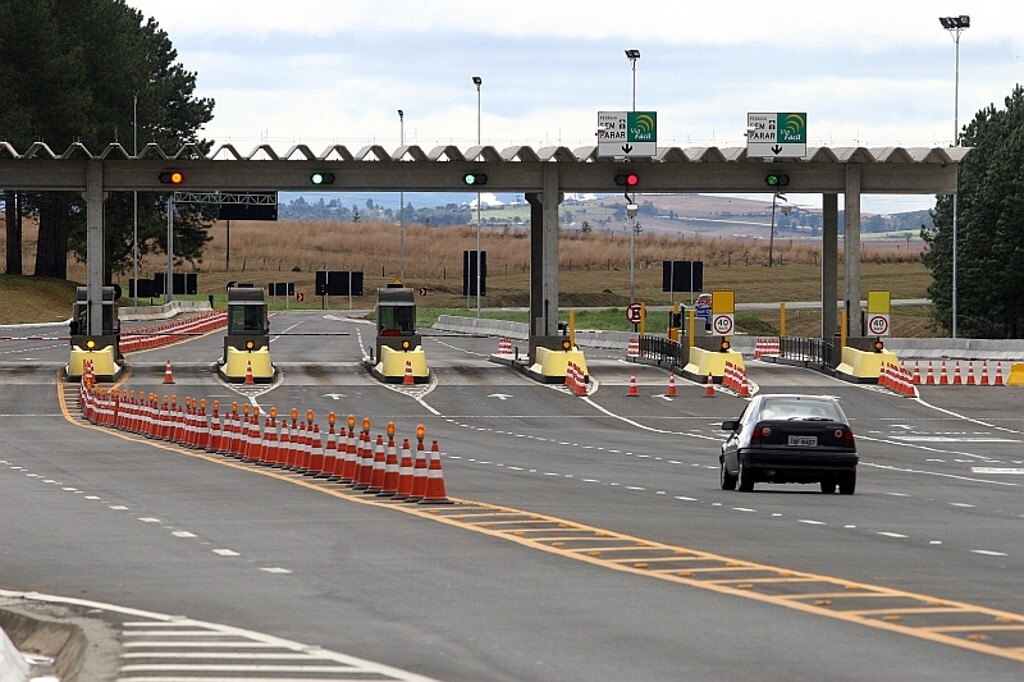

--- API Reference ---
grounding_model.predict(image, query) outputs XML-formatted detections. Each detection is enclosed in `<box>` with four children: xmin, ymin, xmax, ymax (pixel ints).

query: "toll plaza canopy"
<box><xmin>0</xmin><ymin>141</ymin><xmax>969</xmax><ymax>342</ymax></box>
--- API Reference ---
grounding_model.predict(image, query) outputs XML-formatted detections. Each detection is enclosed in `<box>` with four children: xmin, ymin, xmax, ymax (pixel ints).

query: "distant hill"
<box><xmin>278</xmin><ymin>192</ymin><xmax>934</xmax><ymax>240</ymax></box>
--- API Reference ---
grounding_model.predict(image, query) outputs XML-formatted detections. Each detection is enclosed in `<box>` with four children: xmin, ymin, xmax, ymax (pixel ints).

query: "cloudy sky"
<box><xmin>129</xmin><ymin>0</ymin><xmax>1023</xmax><ymax>213</ymax></box>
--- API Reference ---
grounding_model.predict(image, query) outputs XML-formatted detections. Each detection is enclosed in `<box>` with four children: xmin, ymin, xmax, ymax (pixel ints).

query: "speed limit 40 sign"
<box><xmin>712</xmin><ymin>313</ymin><xmax>734</xmax><ymax>335</ymax></box>
<box><xmin>867</xmin><ymin>314</ymin><xmax>890</xmax><ymax>337</ymax></box>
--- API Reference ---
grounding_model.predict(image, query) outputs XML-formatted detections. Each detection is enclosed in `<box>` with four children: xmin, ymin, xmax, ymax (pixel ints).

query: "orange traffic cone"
<box><xmin>244</xmin><ymin>360</ymin><xmax>255</xmax><ymax>385</ymax></box>
<box><xmin>163</xmin><ymin>359</ymin><xmax>175</xmax><ymax>384</ymax></box>
<box><xmin>666</xmin><ymin>370</ymin><xmax>677</xmax><ymax>397</ymax></box>
<box><xmin>378</xmin><ymin>435</ymin><xmax>401</xmax><ymax>497</ymax></box>
<box><xmin>394</xmin><ymin>438</ymin><xmax>414</xmax><ymax>500</ymax></box>
<box><xmin>419</xmin><ymin>440</ymin><xmax>452</xmax><ymax>504</ymax></box>
<box><xmin>627</xmin><ymin>370</ymin><xmax>638</xmax><ymax>397</ymax></box>
<box><xmin>404</xmin><ymin>438</ymin><xmax>429</xmax><ymax>503</ymax></box>
<box><xmin>704</xmin><ymin>373</ymin><xmax>716</xmax><ymax>397</ymax></box>
<box><xmin>403</xmin><ymin>360</ymin><xmax>414</xmax><ymax>385</ymax></box>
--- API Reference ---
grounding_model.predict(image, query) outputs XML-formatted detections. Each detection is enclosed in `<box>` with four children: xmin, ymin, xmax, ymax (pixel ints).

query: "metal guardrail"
<box><xmin>780</xmin><ymin>336</ymin><xmax>836</xmax><ymax>370</ymax></box>
<box><xmin>639</xmin><ymin>335</ymin><xmax>687</xmax><ymax>367</ymax></box>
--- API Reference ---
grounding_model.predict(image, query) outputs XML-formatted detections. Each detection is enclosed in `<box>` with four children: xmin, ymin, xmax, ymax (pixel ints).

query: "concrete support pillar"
<box><xmin>844</xmin><ymin>165</ymin><xmax>862</xmax><ymax>337</ymax></box>
<box><xmin>821</xmin><ymin>193</ymin><xmax>838</xmax><ymax>341</ymax></box>
<box><xmin>526</xmin><ymin>164</ymin><xmax>561</xmax><ymax>338</ymax></box>
<box><xmin>85</xmin><ymin>160</ymin><xmax>104</xmax><ymax>336</ymax></box>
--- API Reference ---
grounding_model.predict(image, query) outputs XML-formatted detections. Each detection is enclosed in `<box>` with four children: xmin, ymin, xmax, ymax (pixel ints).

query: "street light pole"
<box><xmin>624</xmin><ymin>50</ymin><xmax>640</xmax><ymax>304</ymax></box>
<box><xmin>398</xmin><ymin>109</ymin><xmax>405</xmax><ymax>282</ymax></box>
<box><xmin>132</xmin><ymin>92</ymin><xmax>139</xmax><ymax>307</ymax></box>
<box><xmin>940</xmin><ymin>15</ymin><xmax>969</xmax><ymax>339</ymax></box>
<box><xmin>472</xmin><ymin>75</ymin><xmax>482</xmax><ymax>317</ymax></box>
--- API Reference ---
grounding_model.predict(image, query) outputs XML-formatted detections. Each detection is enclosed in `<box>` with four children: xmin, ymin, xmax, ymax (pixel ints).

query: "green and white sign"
<box><xmin>747</xmin><ymin>112</ymin><xmax>807</xmax><ymax>158</ymax></box>
<box><xmin>598</xmin><ymin>111</ymin><xmax>657</xmax><ymax>158</ymax></box>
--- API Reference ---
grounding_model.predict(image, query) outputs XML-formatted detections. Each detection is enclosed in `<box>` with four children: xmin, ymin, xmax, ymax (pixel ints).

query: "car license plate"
<box><xmin>789</xmin><ymin>435</ymin><xmax>817</xmax><ymax>447</ymax></box>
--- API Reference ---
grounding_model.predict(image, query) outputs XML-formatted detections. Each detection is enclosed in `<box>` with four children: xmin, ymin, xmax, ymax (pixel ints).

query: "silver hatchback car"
<box><xmin>720</xmin><ymin>394</ymin><xmax>859</xmax><ymax>494</ymax></box>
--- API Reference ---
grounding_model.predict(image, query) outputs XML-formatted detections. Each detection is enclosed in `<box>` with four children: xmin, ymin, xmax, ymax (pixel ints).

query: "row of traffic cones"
<box><xmin>625</xmin><ymin>369</ymin><xmax>715</xmax><ymax>397</ymax></box>
<box><xmin>120</xmin><ymin>311</ymin><xmax>227</xmax><ymax>354</ymax></box>
<box><xmin>161</xmin><ymin>358</ymin><xmax>255</xmax><ymax>385</ymax></box>
<box><xmin>565</xmin><ymin>362</ymin><xmax>587</xmax><ymax>396</ymax></box>
<box><xmin>77</xmin><ymin>384</ymin><xmax>451</xmax><ymax>504</ymax></box>
<box><xmin>915</xmin><ymin>359</ymin><xmax>1006</xmax><ymax>386</ymax></box>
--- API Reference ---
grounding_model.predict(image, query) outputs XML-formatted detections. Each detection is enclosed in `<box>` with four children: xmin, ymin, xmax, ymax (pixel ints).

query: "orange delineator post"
<box><xmin>366</xmin><ymin>435</ymin><xmax>387</xmax><ymax>493</ymax></box>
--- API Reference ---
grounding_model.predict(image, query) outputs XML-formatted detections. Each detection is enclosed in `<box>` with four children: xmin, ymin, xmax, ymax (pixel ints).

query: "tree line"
<box><xmin>1</xmin><ymin>0</ymin><xmax>213</xmax><ymax>282</ymax></box>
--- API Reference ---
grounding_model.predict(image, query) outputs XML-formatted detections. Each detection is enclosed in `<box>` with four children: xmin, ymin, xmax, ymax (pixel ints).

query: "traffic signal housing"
<box><xmin>310</xmin><ymin>172</ymin><xmax>335</xmax><ymax>185</ymax></box>
<box><xmin>463</xmin><ymin>173</ymin><xmax>488</xmax><ymax>186</ymax></box>
<box><xmin>158</xmin><ymin>171</ymin><xmax>184</xmax><ymax>185</ymax></box>
<box><xmin>765</xmin><ymin>173</ymin><xmax>789</xmax><ymax>188</ymax></box>
<box><xmin>615</xmin><ymin>172</ymin><xmax>640</xmax><ymax>187</ymax></box>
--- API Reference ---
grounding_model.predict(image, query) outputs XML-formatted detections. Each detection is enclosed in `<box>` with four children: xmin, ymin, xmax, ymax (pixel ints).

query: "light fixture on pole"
<box><xmin>472</xmin><ymin>75</ymin><xmax>483</xmax><ymax>317</ymax></box>
<box><xmin>939</xmin><ymin>14</ymin><xmax>969</xmax><ymax>339</ymax></box>
<box><xmin>398</xmin><ymin>108</ymin><xmax>405</xmax><ymax>282</ymax></box>
<box><xmin>625</xmin><ymin>49</ymin><xmax>640</xmax><ymax>112</ymax></box>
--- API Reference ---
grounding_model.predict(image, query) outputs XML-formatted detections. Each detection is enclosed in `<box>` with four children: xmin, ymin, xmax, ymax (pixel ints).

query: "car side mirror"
<box><xmin>721</xmin><ymin>420</ymin><xmax>739</xmax><ymax>431</ymax></box>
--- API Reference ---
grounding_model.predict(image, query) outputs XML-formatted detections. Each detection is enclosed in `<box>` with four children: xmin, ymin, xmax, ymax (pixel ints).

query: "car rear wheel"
<box><xmin>737</xmin><ymin>462</ymin><xmax>755</xmax><ymax>492</ymax></box>
<box><xmin>838</xmin><ymin>471</ymin><xmax>857</xmax><ymax>495</ymax></box>
<box><xmin>720</xmin><ymin>460</ymin><xmax>737</xmax><ymax>490</ymax></box>
<box><xmin>820</xmin><ymin>478</ymin><xmax>837</xmax><ymax>494</ymax></box>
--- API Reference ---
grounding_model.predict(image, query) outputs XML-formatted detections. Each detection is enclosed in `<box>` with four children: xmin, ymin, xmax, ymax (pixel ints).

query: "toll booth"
<box><xmin>367</xmin><ymin>288</ymin><xmax>428</xmax><ymax>383</ymax></box>
<box><xmin>218</xmin><ymin>286</ymin><xmax>275</xmax><ymax>382</ymax></box>
<box><xmin>67</xmin><ymin>286</ymin><xmax>122</xmax><ymax>381</ymax></box>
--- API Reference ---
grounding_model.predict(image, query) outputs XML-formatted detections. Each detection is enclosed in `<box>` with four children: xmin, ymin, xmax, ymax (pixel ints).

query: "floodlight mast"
<box><xmin>939</xmin><ymin>14</ymin><xmax>969</xmax><ymax>339</ymax></box>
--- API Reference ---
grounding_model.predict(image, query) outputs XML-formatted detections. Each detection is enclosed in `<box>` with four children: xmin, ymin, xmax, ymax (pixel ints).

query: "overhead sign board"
<box><xmin>598</xmin><ymin>111</ymin><xmax>657</xmax><ymax>158</ymax></box>
<box><xmin>747</xmin><ymin>112</ymin><xmax>807</xmax><ymax>158</ymax></box>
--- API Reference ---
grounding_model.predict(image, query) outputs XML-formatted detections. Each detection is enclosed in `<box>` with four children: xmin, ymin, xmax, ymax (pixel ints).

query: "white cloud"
<box><xmin>126</xmin><ymin>0</ymin><xmax>1024</xmax><ymax>211</ymax></box>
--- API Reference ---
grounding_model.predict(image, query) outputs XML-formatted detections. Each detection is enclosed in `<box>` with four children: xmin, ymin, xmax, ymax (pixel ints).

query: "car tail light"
<box><xmin>840</xmin><ymin>427</ymin><xmax>855</xmax><ymax>449</ymax></box>
<box><xmin>751</xmin><ymin>424</ymin><xmax>771</xmax><ymax>444</ymax></box>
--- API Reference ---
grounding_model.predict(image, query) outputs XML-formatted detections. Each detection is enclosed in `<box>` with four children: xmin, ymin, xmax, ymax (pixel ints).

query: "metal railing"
<box><xmin>639</xmin><ymin>335</ymin><xmax>688</xmax><ymax>367</ymax></box>
<box><xmin>780</xmin><ymin>336</ymin><xmax>836</xmax><ymax>370</ymax></box>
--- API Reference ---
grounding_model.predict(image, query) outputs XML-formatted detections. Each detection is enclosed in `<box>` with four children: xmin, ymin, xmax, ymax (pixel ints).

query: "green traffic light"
<box><xmin>765</xmin><ymin>173</ymin><xmax>789</xmax><ymax>188</ymax></box>
<box><xmin>310</xmin><ymin>171</ymin><xmax>335</xmax><ymax>185</ymax></box>
<box><xmin>463</xmin><ymin>173</ymin><xmax>487</xmax><ymax>186</ymax></box>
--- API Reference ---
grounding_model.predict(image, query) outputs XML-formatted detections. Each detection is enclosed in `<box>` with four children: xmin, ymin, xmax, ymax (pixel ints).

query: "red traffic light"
<box><xmin>158</xmin><ymin>171</ymin><xmax>184</xmax><ymax>185</ymax></box>
<box><xmin>615</xmin><ymin>172</ymin><xmax>639</xmax><ymax>187</ymax></box>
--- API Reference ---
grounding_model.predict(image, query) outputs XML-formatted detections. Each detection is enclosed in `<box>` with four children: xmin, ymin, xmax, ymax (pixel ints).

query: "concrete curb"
<box><xmin>0</xmin><ymin>607</ymin><xmax>87</xmax><ymax>681</ymax></box>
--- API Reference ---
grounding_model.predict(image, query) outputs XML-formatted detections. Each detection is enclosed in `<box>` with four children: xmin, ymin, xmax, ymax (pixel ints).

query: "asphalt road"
<box><xmin>1</xmin><ymin>313</ymin><xmax>1022</xmax><ymax>681</ymax></box>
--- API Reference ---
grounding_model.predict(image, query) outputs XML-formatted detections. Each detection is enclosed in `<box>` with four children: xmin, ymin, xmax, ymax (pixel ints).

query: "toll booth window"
<box><xmin>102</xmin><ymin>305</ymin><xmax>117</xmax><ymax>335</ymax></box>
<box><xmin>229</xmin><ymin>306</ymin><xmax>267</xmax><ymax>334</ymax></box>
<box><xmin>379</xmin><ymin>306</ymin><xmax>414</xmax><ymax>335</ymax></box>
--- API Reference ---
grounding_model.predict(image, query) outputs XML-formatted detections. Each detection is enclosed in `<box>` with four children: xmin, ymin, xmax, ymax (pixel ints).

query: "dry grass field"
<box><xmin>2</xmin><ymin>218</ymin><xmax>939</xmax><ymax>335</ymax></box>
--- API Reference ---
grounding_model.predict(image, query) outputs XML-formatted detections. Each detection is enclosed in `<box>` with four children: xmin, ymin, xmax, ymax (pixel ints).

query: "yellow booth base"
<box><xmin>372</xmin><ymin>345</ymin><xmax>429</xmax><ymax>383</ymax></box>
<box><xmin>834</xmin><ymin>346</ymin><xmax>900</xmax><ymax>383</ymax></box>
<box><xmin>682</xmin><ymin>347</ymin><xmax>744</xmax><ymax>383</ymax></box>
<box><xmin>67</xmin><ymin>346</ymin><xmax>122</xmax><ymax>382</ymax></box>
<box><xmin>527</xmin><ymin>346</ymin><xmax>588</xmax><ymax>384</ymax></box>
<box><xmin>1006</xmin><ymin>362</ymin><xmax>1024</xmax><ymax>386</ymax></box>
<box><xmin>218</xmin><ymin>347</ymin><xmax>275</xmax><ymax>383</ymax></box>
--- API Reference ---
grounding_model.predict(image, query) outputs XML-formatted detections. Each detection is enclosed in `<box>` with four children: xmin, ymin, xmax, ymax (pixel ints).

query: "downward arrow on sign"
<box><xmin>622</xmin><ymin>143</ymin><xmax>634</xmax><ymax>154</ymax></box>
<box><xmin>772</xmin><ymin>144</ymin><xmax>783</xmax><ymax>154</ymax></box>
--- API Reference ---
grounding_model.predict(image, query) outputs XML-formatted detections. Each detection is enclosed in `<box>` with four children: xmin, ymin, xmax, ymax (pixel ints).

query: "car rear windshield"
<box><xmin>760</xmin><ymin>399</ymin><xmax>843</xmax><ymax>421</ymax></box>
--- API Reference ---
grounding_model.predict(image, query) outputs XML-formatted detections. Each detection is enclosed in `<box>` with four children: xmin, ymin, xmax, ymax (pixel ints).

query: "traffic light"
<box><xmin>615</xmin><ymin>172</ymin><xmax>640</xmax><ymax>187</ymax></box>
<box><xmin>873</xmin><ymin>339</ymin><xmax>885</xmax><ymax>352</ymax></box>
<box><xmin>765</xmin><ymin>173</ymin><xmax>789</xmax><ymax>188</ymax></box>
<box><xmin>463</xmin><ymin>172</ymin><xmax>488</xmax><ymax>186</ymax></box>
<box><xmin>310</xmin><ymin>172</ymin><xmax>335</xmax><ymax>185</ymax></box>
<box><xmin>719</xmin><ymin>339</ymin><xmax>732</xmax><ymax>352</ymax></box>
<box><xmin>158</xmin><ymin>171</ymin><xmax>184</xmax><ymax>185</ymax></box>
